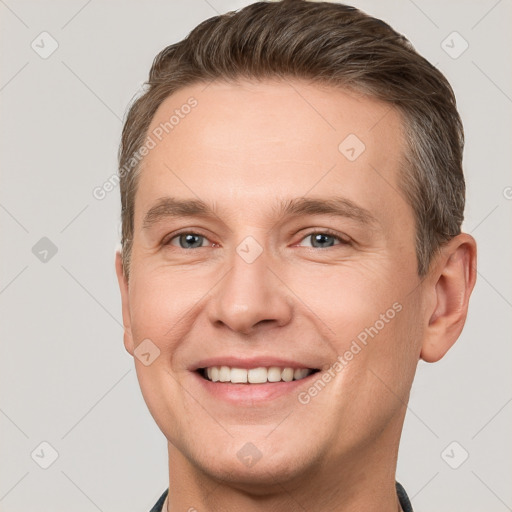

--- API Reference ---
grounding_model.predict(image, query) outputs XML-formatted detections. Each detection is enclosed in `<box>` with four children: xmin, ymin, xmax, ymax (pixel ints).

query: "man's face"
<box><xmin>117</xmin><ymin>80</ymin><xmax>429</xmax><ymax>487</ymax></box>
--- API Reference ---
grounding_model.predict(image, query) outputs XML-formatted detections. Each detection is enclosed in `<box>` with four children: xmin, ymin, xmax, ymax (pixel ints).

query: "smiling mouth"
<box><xmin>197</xmin><ymin>366</ymin><xmax>320</xmax><ymax>384</ymax></box>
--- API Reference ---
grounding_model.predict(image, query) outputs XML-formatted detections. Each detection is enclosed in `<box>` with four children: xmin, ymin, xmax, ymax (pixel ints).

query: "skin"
<box><xmin>115</xmin><ymin>79</ymin><xmax>477</xmax><ymax>512</ymax></box>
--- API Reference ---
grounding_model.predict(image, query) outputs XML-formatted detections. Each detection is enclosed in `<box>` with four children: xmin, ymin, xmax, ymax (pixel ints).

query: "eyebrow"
<box><xmin>142</xmin><ymin>195</ymin><xmax>378</xmax><ymax>231</ymax></box>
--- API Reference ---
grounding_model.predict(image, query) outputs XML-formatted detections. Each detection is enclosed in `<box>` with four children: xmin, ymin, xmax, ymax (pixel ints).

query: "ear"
<box><xmin>420</xmin><ymin>233</ymin><xmax>477</xmax><ymax>363</ymax></box>
<box><xmin>115</xmin><ymin>249</ymin><xmax>135</xmax><ymax>357</ymax></box>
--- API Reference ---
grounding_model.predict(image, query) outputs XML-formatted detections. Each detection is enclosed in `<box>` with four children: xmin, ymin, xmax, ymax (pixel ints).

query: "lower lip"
<box><xmin>192</xmin><ymin>371</ymin><xmax>318</xmax><ymax>404</ymax></box>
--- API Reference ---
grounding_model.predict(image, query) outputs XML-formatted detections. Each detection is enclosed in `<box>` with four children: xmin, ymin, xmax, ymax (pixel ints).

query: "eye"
<box><xmin>163</xmin><ymin>229</ymin><xmax>350</xmax><ymax>250</ymax></box>
<box><xmin>164</xmin><ymin>232</ymin><xmax>211</xmax><ymax>249</ymax></box>
<box><xmin>297</xmin><ymin>230</ymin><xmax>349</xmax><ymax>249</ymax></box>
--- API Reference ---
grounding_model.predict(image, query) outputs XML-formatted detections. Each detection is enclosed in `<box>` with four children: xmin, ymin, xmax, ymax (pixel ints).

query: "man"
<box><xmin>115</xmin><ymin>1</ymin><xmax>477</xmax><ymax>511</ymax></box>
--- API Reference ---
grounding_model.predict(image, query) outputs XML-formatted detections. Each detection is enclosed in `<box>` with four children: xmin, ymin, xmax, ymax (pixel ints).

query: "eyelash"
<box><xmin>162</xmin><ymin>228</ymin><xmax>350</xmax><ymax>249</ymax></box>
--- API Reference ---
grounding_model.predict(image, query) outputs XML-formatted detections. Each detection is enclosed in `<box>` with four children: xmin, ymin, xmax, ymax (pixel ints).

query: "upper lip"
<box><xmin>190</xmin><ymin>356</ymin><xmax>319</xmax><ymax>371</ymax></box>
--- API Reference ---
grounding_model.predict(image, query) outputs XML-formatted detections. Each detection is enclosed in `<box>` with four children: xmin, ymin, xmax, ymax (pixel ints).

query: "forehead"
<box><xmin>135</xmin><ymin>79</ymin><xmax>410</xmax><ymax>229</ymax></box>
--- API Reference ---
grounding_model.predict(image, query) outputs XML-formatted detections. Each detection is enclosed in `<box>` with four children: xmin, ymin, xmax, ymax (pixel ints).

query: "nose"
<box><xmin>207</xmin><ymin>243</ymin><xmax>293</xmax><ymax>336</ymax></box>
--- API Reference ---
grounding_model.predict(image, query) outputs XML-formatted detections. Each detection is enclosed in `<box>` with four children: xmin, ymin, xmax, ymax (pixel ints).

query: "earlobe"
<box><xmin>420</xmin><ymin>234</ymin><xmax>477</xmax><ymax>363</ymax></box>
<box><xmin>115</xmin><ymin>250</ymin><xmax>135</xmax><ymax>357</ymax></box>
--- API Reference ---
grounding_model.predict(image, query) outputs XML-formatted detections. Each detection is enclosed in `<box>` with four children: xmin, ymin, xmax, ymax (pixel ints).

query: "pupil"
<box><xmin>182</xmin><ymin>234</ymin><xmax>202</xmax><ymax>249</ymax></box>
<box><xmin>313</xmin><ymin>233</ymin><xmax>333</xmax><ymax>248</ymax></box>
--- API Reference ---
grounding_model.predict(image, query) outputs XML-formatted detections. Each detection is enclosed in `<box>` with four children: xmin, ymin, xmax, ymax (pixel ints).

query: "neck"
<box><xmin>165</xmin><ymin>419</ymin><xmax>404</xmax><ymax>512</ymax></box>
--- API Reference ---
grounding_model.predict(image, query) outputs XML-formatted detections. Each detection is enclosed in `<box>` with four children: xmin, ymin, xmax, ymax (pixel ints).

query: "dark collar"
<box><xmin>149</xmin><ymin>489</ymin><xmax>167</xmax><ymax>512</ymax></box>
<box><xmin>396</xmin><ymin>481</ymin><xmax>414</xmax><ymax>512</ymax></box>
<box><xmin>150</xmin><ymin>482</ymin><xmax>413</xmax><ymax>512</ymax></box>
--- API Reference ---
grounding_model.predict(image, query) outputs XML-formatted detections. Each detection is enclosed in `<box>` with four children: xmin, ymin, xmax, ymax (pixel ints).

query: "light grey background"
<box><xmin>1</xmin><ymin>1</ymin><xmax>511</xmax><ymax>511</ymax></box>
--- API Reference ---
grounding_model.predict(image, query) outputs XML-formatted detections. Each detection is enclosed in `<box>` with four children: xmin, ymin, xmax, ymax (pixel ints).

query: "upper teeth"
<box><xmin>204</xmin><ymin>366</ymin><xmax>313</xmax><ymax>384</ymax></box>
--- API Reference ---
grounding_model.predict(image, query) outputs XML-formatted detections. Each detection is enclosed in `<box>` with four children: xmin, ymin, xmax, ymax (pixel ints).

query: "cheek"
<box><xmin>127</xmin><ymin>270</ymin><xmax>193</xmax><ymax>441</ymax></box>
<box><xmin>292</xmin><ymin>264</ymin><xmax>400</xmax><ymax>343</ymax></box>
<box><xmin>352</xmin><ymin>297</ymin><xmax>423</xmax><ymax>406</ymax></box>
<box><xmin>292</xmin><ymin>264</ymin><xmax>420</xmax><ymax>401</ymax></box>
<box><xmin>128</xmin><ymin>268</ymin><xmax>203</xmax><ymax>345</ymax></box>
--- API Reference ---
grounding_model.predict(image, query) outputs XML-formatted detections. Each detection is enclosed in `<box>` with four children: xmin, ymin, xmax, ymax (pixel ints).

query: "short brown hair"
<box><xmin>118</xmin><ymin>0</ymin><xmax>465</xmax><ymax>279</ymax></box>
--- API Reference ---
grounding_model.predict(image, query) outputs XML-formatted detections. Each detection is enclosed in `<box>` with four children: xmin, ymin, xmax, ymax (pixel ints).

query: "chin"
<box><xmin>189</xmin><ymin>440</ymin><xmax>318</xmax><ymax>493</ymax></box>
